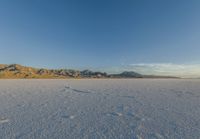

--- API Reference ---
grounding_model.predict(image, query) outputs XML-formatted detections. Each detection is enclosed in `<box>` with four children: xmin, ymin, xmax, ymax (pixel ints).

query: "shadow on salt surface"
<box><xmin>71</xmin><ymin>88</ymin><xmax>92</xmax><ymax>94</ymax></box>
<box><xmin>62</xmin><ymin>86</ymin><xmax>138</xmax><ymax>101</ymax></box>
<box><xmin>61</xmin><ymin>85</ymin><xmax>93</xmax><ymax>94</ymax></box>
<box><xmin>61</xmin><ymin>85</ymin><xmax>138</xmax><ymax>101</ymax></box>
<box><xmin>120</xmin><ymin>95</ymin><xmax>135</xmax><ymax>99</ymax></box>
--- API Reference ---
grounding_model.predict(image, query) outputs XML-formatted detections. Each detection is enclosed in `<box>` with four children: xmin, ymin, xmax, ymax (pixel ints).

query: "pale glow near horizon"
<box><xmin>103</xmin><ymin>63</ymin><xmax>200</xmax><ymax>78</ymax></box>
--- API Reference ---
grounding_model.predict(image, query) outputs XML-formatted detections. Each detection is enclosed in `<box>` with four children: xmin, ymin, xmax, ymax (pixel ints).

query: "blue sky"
<box><xmin>0</xmin><ymin>0</ymin><xmax>200</xmax><ymax>76</ymax></box>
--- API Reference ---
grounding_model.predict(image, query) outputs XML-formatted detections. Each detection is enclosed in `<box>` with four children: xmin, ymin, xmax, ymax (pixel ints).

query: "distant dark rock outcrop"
<box><xmin>80</xmin><ymin>70</ymin><xmax>107</xmax><ymax>78</ymax></box>
<box><xmin>110</xmin><ymin>71</ymin><xmax>143</xmax><ymax>78</ymax></box>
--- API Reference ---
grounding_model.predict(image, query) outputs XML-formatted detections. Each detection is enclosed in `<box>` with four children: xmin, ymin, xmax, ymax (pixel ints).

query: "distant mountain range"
<box><xmin>0</xmin><ymin>64</ymin><xmax>179</xmax><ymax>79</ymax></box>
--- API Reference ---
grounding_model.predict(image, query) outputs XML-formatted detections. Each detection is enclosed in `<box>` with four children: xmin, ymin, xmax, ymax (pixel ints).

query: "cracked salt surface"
<box><xmin>0</xmin><ymin>79</ymin><xmax>200</xmax><ymax>139</ymax></box>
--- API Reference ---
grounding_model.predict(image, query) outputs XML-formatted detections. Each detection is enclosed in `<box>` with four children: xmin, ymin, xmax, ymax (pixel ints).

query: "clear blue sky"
<box><xmin>0</xmin><ymin>0</ymin><xmax>200</xmax><ymax>74</ymax></box>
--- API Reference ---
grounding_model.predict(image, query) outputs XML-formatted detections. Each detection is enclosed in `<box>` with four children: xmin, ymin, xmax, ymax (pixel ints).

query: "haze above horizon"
<box><xmin>0</xmin><ymin>0</ymin><xmax>200</xmax><ymax>77</ymax></box>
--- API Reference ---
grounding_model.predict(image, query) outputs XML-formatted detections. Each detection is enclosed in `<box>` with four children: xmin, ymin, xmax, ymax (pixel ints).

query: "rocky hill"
<box><xmin>0</xmin><ymin>64</ymin><xmax>109</xmax><ymax>79</ymax></box>
<box><xmin>0</xmin><ymin>64</ymin><xmax>78</xmax><ymax>78</ymax></box>
<box><xmin>0</xmin><ymin>64</ymin><xmax>179</xmax><ymax>79</ymax></box>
